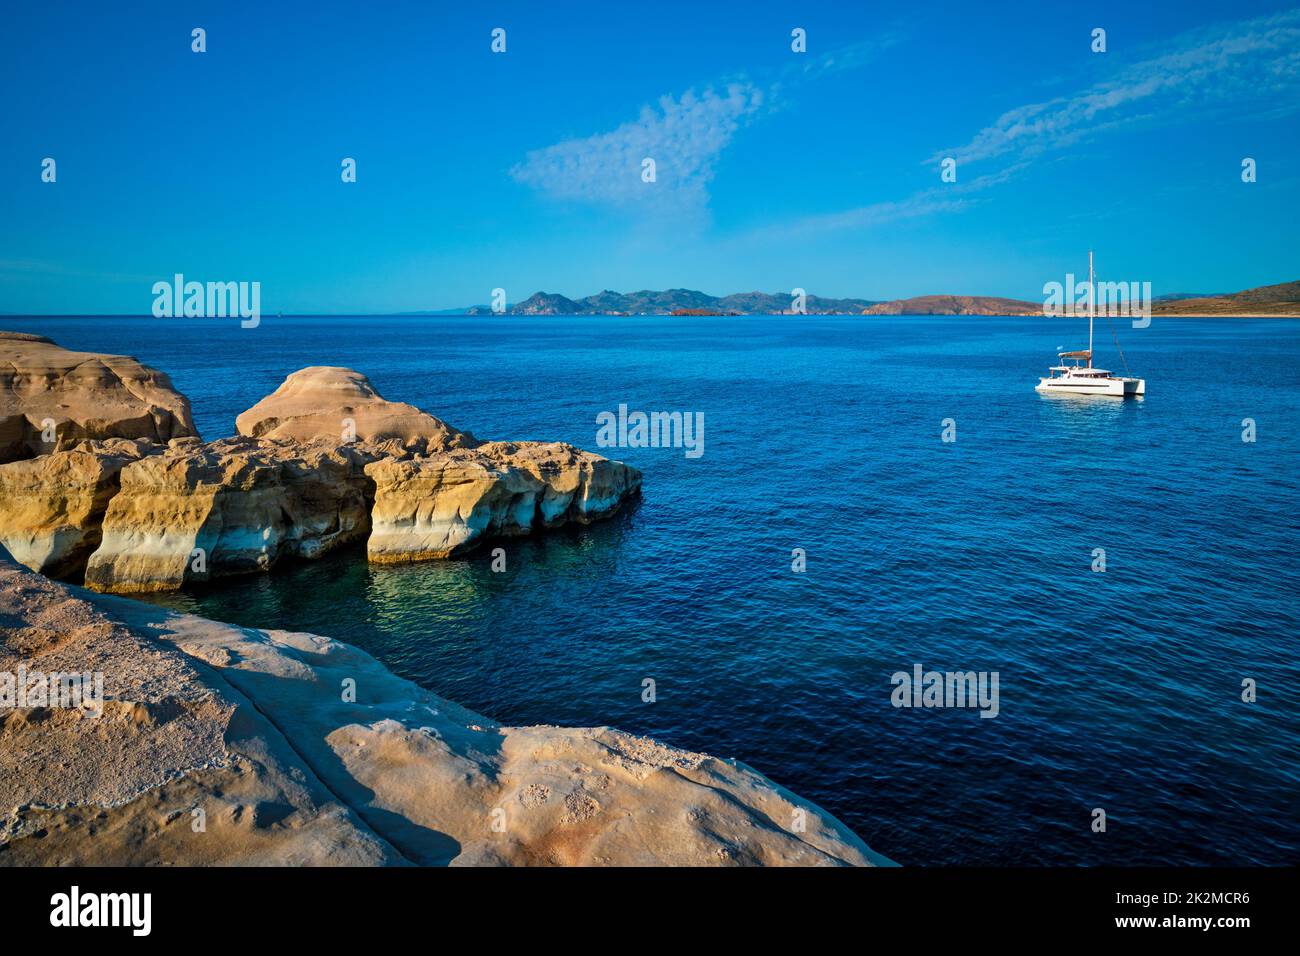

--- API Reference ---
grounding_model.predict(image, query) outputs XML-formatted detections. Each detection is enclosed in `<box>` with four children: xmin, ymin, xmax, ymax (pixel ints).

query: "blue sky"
<box><xmin>2</xmin><ymin>0</ymin><xmax>1298</xmax><ymax>313</ymax></box>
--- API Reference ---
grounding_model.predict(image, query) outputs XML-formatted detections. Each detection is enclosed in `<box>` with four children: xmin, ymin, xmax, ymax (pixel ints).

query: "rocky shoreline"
<box><xmin>0</xmin><ymin>559</ymin><xmax>887</xmax><ymax>866</ymax></box>
<box><xmin>0</xmin><ymin>333</ymin><xmax>641</xmax><ymax>592</ymax></box>
<box><xmin>0</xmin><ymin>330</ymin><xmax>886</xmax><ymax>866</ymax></box>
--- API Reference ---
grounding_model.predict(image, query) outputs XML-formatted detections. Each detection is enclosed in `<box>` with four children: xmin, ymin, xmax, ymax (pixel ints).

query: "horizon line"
<box><xmin>6</xmin><ymin>276</ymin><xmax>1296</xmax><ymax>318</ymax></box>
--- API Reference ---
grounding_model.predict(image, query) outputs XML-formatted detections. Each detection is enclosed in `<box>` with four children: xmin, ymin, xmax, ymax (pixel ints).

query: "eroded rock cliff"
<box><xmin>83</xmin><ymin>437</ymin><xmax>375</xmax><ymax>593</ymax></box>
<box><xmin>0</xmin><ymin>332</ymin><xmax>197</xmax><ymax>463</ymax></box>
<box><xmin>0</xmin><ymin>438</ymin><xmax>158</xmax><ymax>580</ymax></box>
<box><xmin>85</xmin><ymin>367</ymin><xmax>639</xmax><ymax>588</ymax></box>
<box><xmin>366</xmin><ymin>441</ymin><xmax>641</xmax><ymax>563</ymax></box>
<box><xmin>0</xmin><ymin>334</ymin><xmax>639</xmax><ymax>594</ymax></box>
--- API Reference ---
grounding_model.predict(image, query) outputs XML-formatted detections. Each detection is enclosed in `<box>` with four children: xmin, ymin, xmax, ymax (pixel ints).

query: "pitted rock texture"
<box><xmin>0</xmin><ymin>560</ymin><xmax>396</xmax><ymax>865</ymax></box>
<box><xmin>0</xmin><ymin>354</ymin><xmax>639</xmax><ymax>593</ymax></box>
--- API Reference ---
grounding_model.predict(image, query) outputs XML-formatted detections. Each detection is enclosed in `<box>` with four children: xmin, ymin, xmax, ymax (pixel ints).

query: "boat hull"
<box><xmin>1036</xmin><ymin>377</ymin><xmax>1126</xmax><ymax>396</ymax></box>
<box><xmin>1036</xmin><ymin>376</ymin><xmax>1144</xmax><ymax>397</ymax></box>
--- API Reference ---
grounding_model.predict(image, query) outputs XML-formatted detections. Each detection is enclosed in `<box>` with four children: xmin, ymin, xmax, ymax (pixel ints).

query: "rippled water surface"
<box><xmin>9</xmin><ymin>314</ymin><xmax>1299</xmax><ymax>865</ymax></box>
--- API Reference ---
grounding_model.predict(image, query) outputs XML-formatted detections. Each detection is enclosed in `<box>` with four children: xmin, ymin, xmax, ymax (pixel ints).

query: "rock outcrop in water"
<box><xmin>0</xmin><ymin>334</ymin><xmax>640</xmax><ymax>592</ymax></box>
<box><xmin>234</xmin><ymin>365</ymin><xmax>643</xmax><ymax>568</ymax></box>
<box><xmin>366</xmin><ymin>441</ymin><xmax>641</xmax><ymax>563</ymax></box>
<box><xmin>0</xmin><ymin>331</ymin><xmax>197</xmax><ymax>463</ymax></box>
<box><xmin>235</xmin><ymin>365</ymin><xmax>473</xmax><ymax>453</ymax></box>
<box><xmin>84</xmin><ymin>437</ymin><xmax>376</xmax><ymax>593</ymax></box>
<box><xmin>0</xmin><ymin>559</ymin><xmax>888</xmax><ymax>866</ymax></box>
<box><xmin>0</xmin><ymin>334</ymin><xmax>874</xmax><ymax>868</ymax></box>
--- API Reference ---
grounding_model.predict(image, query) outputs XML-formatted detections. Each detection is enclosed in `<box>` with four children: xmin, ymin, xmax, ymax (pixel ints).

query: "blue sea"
<box><xmin>7</xmin><ymin>314</ymin><xmax>1299</xmax><ymax>866</ymax></box>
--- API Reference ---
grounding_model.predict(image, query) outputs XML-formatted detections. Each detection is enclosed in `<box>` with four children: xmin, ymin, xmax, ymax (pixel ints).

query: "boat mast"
<box><xmin>1088</xmin><ymin>249</ymin><xmax>1094</xmax><ymax>368</ymax></box>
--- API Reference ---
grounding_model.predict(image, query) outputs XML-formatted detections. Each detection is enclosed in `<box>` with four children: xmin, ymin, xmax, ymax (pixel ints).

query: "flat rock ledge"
<box><xmin>0</xmin><ymin>560</ymin><xmax>890</xmax><ymax>867</ymax></box>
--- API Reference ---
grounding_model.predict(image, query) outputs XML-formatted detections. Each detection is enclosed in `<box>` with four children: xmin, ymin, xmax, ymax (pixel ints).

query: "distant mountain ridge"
<box><xmin>455</xmin><ymin>280</ymin><xmax>1300</xmax><ymax>317</ymax></box>
<box><xmin>461</xmin><ymin>289</ymin><xmax>1035</xmax><ymax>316</ymax></box>
<box><xmin>464</xmin><ymin>289</ymin><xmax>879</xmax><ymax>315</ymax></box>
<box><xmin>862</xmin><ymin>295</ymin><xmax>1041</xmax><ymax>316</ymax></box>
<box><xmin>1153</xmin><ymin>280</ymin><xmax>1300</xmax><ymax>315</ymax></box>
<box><xmin>1151</xmin><ymin>292</ymin><xmax>1225</xmax><ymax>303</ymax></box>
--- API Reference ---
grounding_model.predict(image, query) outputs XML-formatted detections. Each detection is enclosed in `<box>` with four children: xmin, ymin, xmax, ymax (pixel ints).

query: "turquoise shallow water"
<box><xmin>7</xmin><ymin>314</ymin><xmax>1299</xmax><ymax>865</ymax></box>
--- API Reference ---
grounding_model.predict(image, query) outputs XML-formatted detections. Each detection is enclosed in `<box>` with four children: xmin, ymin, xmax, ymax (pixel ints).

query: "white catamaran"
<box><xmin>1036</xmin><ymin>251</ymin><xmax>1145</xmax><ymax>397</ymax></box>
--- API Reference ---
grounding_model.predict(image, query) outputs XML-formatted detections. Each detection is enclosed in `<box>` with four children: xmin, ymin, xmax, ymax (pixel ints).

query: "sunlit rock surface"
<box><xmin>0</xmin><ymin>559</ymin><xmax>889</xmax><ymax>867</ymax></box>
<box><xmin>84</xmin><ymin>437</ymin><xmax>374</xmax><ymax>593</ymax></box>
<box><xmin>235</xmin><ymin>366</ymin><xmax>641</xmax><ymax>567</ymax></box>
<box><xmin>0</xmin><ymin>354</ymin><xmax>639</xmax><ymax>592</ymax></box>
<box><xmin>0</xmin><ymin>438</ymin><xmax>159</xmax><ymax>580</ymax></box>
<box><xmin>366</xmin><ymin>441</ymin><xmax>641</xmax><ymax>563</ymax></box>
<box><xmin>235</xmin><ymin>365</ymin><xmax>472</xmax><ymax>453</ymax></box>
<box><xmin>0</xmin><ymin>332</ymin><xmax>197</xmax><ymax>463</ymax></box>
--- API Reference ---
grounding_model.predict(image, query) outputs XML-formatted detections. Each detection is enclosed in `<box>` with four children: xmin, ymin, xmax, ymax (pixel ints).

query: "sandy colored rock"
<box><xmin>84</xmin><ymin>437</ymin><xmax>373</xmax><ymax>593</ymax></box>
<box><xmin>2</xmin><ymin>360</ymin><xmax>641</xmax><ymax>593</ymax></box>
<box><xmin>0</xmin><ymin>560</ymin><xmax>395</xmax><ymax>865</ymax></box>
<box><xmin>0</xmin><ymin>331</ymin><xmax>197</xmax><ymax>463</ymax></box>
<box><xmin>0</xmin><ymin>559</ymin><xmax>890</xmax><ymax>866</ymax></box>
<box><xmin>235</xmin><ymin>366</ymin><xmax>642</xmax><ymax>567</ymax></box>
<box><xmin>479</xmin><ymin>440</ymin><xmax>643</xmax><ymax>525</ymax></box>
<box><xmin>235</xmin><ymin>366</ymin><xmax>472</xmax><ymax>453</ymax></box>
<box><xmin>365</xmin><ymin>450</ymin><xmax>542</xmax><ymax>561</ymax></box>
<box><xmin>0</xmin><ymin>439</ymin><xmax>158</xmax><ymax>580</ymax></box>
<box><xmin>366</xmin><ymin>442</ymin><xmax>640</xmax><ymax>563</ymax></box>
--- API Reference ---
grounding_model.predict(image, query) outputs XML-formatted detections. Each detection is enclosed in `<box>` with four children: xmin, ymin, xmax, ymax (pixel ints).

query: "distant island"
<box><xmin>461</xmin><ymin>289</ymin><xmax>1041</xmax><ymax>316</ymax></box>
<box><xmin>456</xmin><ymin>280</ymin><xmax>1299</xmax><ymax>317</ymax></box>
<box><xmin>1152</xmin><ymin>280</ymin><xmax>1300</xmax><ymax>316</ymax></box>
<box><xmin>464</xmin><ymin>289</ymin><xmax>879</xmax><ymax>316</ymax></box>
<box><xmin>861</xmin><ymin>295</ymin><xmax>1040</xmax><ymax>316</ymax></box>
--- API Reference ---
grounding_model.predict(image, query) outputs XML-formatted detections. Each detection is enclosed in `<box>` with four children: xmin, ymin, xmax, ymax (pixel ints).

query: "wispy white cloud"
<box><xmin>739</xmin><ymin>164</ymin><xmax>1028</xmax><ymax>242</ymax></box>
<box><xmin>930</xmin><ymin>9</ymin><xmax>1300</xmax><ymax>167</ymax></box>
<box><xmin>510</xmin><ymin>83</ymin><xmax>764</xmax><ymax>216</ymax></box>
<box><xmin>509</xmin><ymin>35</ymin><xmax>903</xmax><ymax>219</ymax></box>
<box><xmin>769</xmin><ymin>194</ymin><xmax>974</xmax><ymax>237</ymax></box>
<box><xmin>750</xmin><ymin>11</ymin><xmax>1300</xmax><ymax>243</ymax></box>
<box><xmin>787</xmin><ymin>32</ymin><xmax>905</xmax><ymax>82</ymax></box>
<box><xmin>512</xmin><ymin>10</ymin><xmax>1299</xmax><ymax>244</ymax></box>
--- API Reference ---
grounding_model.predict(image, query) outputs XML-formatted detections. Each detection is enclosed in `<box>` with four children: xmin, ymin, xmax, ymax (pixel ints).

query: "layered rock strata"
<box><xmin>0</xmin><ymin>335</ymin><xmax>640</xmax><ymax>593</ymax></box>
<box><xmin>0</xmin><ymin>439</ymin><xmax>158</xmax><ymax>579</ymax></box>
<box><xmin>0</xmin><ymin>331</ymin><xmax>197</xmax><ymax>463</ymax></box>
<box><xmin>83</xmin><ymin>437</ymin><xmax>375</xmax><ymax>593</ymax></box>
<box><xmin>366</xmin><ymin>442</ymin><xmax>641</xmax><ymax>563</ymax></box>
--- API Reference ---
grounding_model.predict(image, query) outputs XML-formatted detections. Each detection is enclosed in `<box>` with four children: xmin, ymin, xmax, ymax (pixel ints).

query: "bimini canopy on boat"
<box><xmin>1057</xmin><ymin>349</ymin><xmax>1092</xmax><ymax>362</ymax></box>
